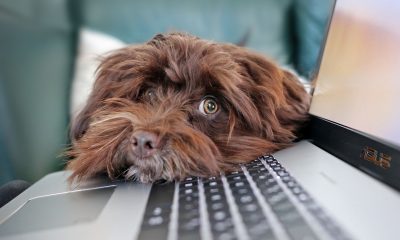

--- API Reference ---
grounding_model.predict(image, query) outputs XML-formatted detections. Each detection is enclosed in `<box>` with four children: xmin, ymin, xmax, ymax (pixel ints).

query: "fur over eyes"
<box><xmin>66</xmin><ymin>32</ymin><xmax>310</xmax><ymax>183</ymax></box>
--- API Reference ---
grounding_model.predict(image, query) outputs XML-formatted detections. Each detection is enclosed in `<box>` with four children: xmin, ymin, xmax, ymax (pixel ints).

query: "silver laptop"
<box><xmin>1</xmin><ymin>0</ymin><xmax>400</xmax><ymax>239</ymax></box>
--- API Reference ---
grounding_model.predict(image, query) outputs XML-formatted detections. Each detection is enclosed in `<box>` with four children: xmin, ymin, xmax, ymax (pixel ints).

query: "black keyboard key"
<box><xmin>239</xmin><ymin>202</ymin><xmax>259</xmax><ymax>213</ymax></box>
<box><xmin>225</xmin><ymin>171</ymin><xmax>245</xmax><ymax>179</ymax></box>
<box><xmin>248</xmin><ymin>219</ymin><xmax>275</xmax><ymax>239</ymax></box>
<box><xmin>241</xmin><ymin>211</ymin><xmax>265</xmax><ymax>224</ymax></box>
<box><xmin>203</xmin><ymin>178</ymin><xmax>223</xmax><ymax>188</ymax></box>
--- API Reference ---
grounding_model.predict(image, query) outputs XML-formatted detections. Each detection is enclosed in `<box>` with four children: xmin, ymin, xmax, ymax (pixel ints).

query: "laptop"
<box><xmin>1</xmin><ymin>0</ymin><xmax>400</xmax><ymax>239</ymax></box>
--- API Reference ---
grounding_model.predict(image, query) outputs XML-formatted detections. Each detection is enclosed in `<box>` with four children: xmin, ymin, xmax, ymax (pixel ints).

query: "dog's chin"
<box><xmin>124</xmin><ymin>166</ymin><xmax>161</xmax><ymax>183</ymax></box>
<box><xmin>123</xmin><ymin>151</ymin><xmax>166</xmax><ymax>183</ymax></box>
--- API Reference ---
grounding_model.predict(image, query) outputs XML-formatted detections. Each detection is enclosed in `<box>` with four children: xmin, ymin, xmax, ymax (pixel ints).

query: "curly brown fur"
<box><xmin>66</xmin><ymin>32</ymin><xmax>310</xmax><ymax>183</ymax></box>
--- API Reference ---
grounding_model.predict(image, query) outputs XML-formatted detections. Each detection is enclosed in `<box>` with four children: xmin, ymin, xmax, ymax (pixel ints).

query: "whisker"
<box><xmin>95</xmin><ymin>128</ymin><xmax>129</xmax><ymax>153</ymax></box>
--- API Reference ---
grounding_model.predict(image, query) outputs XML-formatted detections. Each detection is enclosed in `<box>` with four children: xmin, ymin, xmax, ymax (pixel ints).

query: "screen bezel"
<box><xmin>307</xmin><ymin>115</ymin><xmax>400</xmax><ymax>192</ymax></box>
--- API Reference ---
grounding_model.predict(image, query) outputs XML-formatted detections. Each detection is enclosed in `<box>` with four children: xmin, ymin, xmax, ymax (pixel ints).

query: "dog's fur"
<box><xmin>66</xmin><ymin>33</ymin><xmax>310</xmax><ymax>183</ymax></box>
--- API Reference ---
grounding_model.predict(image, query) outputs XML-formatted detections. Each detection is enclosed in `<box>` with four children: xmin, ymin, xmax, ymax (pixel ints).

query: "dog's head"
<box><xmin>67</xmin><ymin>33</ymin><xmax>310</xmax><ymax>183</ymax></box>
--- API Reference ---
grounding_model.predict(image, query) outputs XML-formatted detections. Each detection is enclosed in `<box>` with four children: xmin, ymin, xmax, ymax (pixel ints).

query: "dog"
<box><xmin>66</xmin><ymin>32</ymin><xmax>310</xmax><ymax>183</ymax></box>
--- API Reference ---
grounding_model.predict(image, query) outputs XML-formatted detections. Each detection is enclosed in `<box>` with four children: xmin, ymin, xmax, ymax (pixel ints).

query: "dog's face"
<box><xmin>67</xmin><ymin>33</ymin><xmax>310</xmax><ymax>183</ymax></box>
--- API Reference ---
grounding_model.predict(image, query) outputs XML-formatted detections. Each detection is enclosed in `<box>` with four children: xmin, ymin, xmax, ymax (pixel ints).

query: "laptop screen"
<box><xmin>310</xmin><ymin>0</ymin><xmax>400</xmax><ymax>149</ymax></box>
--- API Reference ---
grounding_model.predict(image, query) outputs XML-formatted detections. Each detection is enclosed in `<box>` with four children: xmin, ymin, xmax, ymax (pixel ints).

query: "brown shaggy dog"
<box><xmin>67</xmin><ymin>33</ymin><xmax>310</xmax><ymax>183</ymax></box>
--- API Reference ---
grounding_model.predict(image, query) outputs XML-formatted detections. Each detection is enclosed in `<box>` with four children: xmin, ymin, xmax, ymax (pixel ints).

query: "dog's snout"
<box><xmin>131</xmin><ymin>131</ymin><xmax>159</xmax><ymax>158</ymax></box>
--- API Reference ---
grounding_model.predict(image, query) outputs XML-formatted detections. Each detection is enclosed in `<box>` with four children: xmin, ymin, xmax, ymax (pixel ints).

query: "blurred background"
<box><xmin>0</xmin><ymin>0</ymin><xmax>334</xmax><ymax>185</ymax></box>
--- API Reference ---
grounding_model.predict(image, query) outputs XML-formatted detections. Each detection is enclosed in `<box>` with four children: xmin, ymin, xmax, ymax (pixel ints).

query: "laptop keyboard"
<box><xmin>226</xmin><ymin>169</ymin><xmax>276</xmax><ymax>240</ymax></box>
<box><xmin>178</xmin><ymin>178</ymin><xmax>201</xmax><ymax>240</ymax></box>
<box><xmin>136</xmin><ymin>182</ymin><xmax>175</xmax><ymax>239</ymax></box>
<box><xmin>137</xmin><ymin>155</ymin><xmax>350</xmax><ymax>240</ymax></box>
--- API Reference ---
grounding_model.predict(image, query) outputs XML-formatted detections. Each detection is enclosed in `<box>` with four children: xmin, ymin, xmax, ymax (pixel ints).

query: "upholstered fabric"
<box><xmin>77</xmin><ymin>0</ymin><xmax>294</xmax><ymax>66</ymax></box>
<box><xmin>0</xmin><ymin>0</ymin><xmax>74</xmax><ymax>183</ymax></box>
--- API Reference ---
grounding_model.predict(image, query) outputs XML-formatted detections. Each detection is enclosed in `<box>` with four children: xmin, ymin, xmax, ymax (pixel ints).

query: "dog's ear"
<box><xmin>225</xmin><ymin>45</ymin><xmax>310</xmax><ymax>142</ymax></box>
<box><xmin>147</xmin><ymin>33</ymin><xmax>167</xmax><ymax>46</ymax></box>
<box><xmin>147</xmin><ymin>32</ymin><xmax>198</xmax><ymax>47</ymax></box>
<box><xmin>274</xmin><ymin>69</ymin><xmax>311</xmax><ymax>140</ymax></box>
<box><xmin>70</xmin><ymin>47</ymin><xmax>145</xmax><ymax>141</ymax></box>
<box><xmin>70</xmin><ymin>82</ymin><xmax>108</xmax><ymax>141</ymax></box>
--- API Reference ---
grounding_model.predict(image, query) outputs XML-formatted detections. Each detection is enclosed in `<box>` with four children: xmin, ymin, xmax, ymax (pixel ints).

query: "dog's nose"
<box><xmin>131</xmin><ymin>131</ymin><xmax>159</xmax><ymax>158</ymax></box>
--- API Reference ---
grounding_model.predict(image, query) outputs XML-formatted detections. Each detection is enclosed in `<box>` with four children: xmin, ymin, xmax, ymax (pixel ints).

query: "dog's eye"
<box><xmin>199</xmin><ymin>97</ymin><xmax>219</xmax><ymax>115</ymax></box>
<box><xmin>140</xmin><ymin>89</ymin><xmax>155</xmax><ymax>101</ymax></box>
<box><xmin>147</xmin><ymin>90</ymin><xmax>154</xmax><ymax>98</ymax></box>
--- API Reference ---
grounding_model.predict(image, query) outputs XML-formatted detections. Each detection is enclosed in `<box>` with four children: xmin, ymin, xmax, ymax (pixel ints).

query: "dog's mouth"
<box><xmin>124</xmin><ymin>149</ymin><xmax>166</xmax><ymax>183</ymax></box>
<box><xmin>124</xmin><ymin>165</ymin><xmax>163</xmax><ymax>183</ymax></box>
